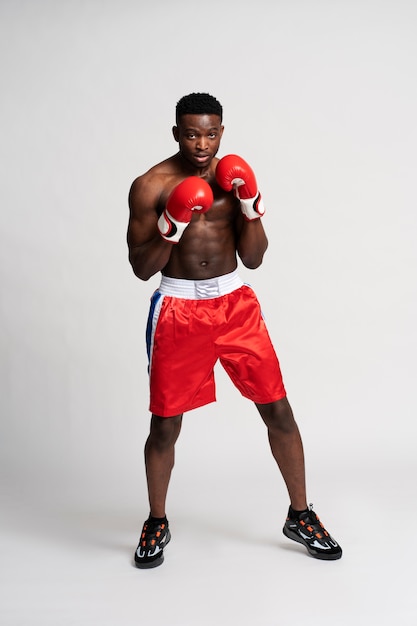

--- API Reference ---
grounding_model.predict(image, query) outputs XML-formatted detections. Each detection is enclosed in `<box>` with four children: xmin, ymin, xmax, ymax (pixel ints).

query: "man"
<box><xmin>127</xmin><ymin>93</ymin><xmax>342</xmax><ymax>568</ymax></box>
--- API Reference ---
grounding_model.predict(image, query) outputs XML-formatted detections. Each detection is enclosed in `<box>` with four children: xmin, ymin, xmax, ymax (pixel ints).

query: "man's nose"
<box><xmin>196</xmin><ymin>136</ymin><xmax>208</xmax><ymax>150</ymax></box>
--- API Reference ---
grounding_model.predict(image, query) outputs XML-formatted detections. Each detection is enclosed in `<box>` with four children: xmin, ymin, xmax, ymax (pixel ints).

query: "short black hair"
<box><xmin>175</xmin><ymin>93</ymin><xmax>223</xmax><ymax>123</ymax></box>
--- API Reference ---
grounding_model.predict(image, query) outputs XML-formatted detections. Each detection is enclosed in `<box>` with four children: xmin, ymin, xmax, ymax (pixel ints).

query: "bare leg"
<box><xmin>144</xmin><ymin>413</ymin><xmax>183</xmax><ymax>518</ymax></box>
<box><xmin>256</xmin><ymin>397</ymin><xmax>307</xmax><ymax>511</ymax></box>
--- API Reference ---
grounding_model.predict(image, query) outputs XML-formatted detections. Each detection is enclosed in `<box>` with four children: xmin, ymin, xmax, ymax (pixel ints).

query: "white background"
<box><xmin>1</xmin><ymin>1</ymin><xmax>416</xmax><ymax>624</ymax></box>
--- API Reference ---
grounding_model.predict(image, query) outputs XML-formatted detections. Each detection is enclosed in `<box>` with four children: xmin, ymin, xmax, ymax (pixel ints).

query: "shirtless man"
<box><xmin>127</xmin><ymin>93</ymin><xmax>342</xmax><ymax>568</ymax></box>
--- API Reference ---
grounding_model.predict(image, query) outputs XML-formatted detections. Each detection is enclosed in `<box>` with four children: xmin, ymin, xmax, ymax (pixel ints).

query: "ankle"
<box><xmin>289</xmin><ymin>504</ymin><xmax>308</xmax><ymax>518</ymax></box>
<box><xmin>149</xmin><ymin>513</ymin><xmax>167</xmax><ymax>524</ymax></box>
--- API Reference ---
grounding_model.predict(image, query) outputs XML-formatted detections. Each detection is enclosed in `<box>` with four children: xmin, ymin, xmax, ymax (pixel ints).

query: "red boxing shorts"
<box><xmin>146</xmin><ymin>270</ymin><xmax>286</xmax><ymax>417</ymax></box>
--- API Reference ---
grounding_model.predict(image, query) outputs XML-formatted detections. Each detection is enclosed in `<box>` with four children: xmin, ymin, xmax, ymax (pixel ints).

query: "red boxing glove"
<box><xmin>158</xmin><ymin>177</ymin><xmax>213</xmax><ymax>243</ymax></box>
<box><xmin>216</xmin><ymin>154</ymin><xmax>265</xmax><ymax>220</ymax></box>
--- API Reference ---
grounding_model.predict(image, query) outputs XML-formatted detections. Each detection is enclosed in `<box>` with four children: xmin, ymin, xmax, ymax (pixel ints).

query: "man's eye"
<box><xmin>186</xmin><ymin>134</ymin><xmax>195</xmax><ymax>139</ymax></box>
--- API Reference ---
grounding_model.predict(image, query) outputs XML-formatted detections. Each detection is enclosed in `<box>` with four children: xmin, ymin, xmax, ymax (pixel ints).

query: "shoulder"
<box><xmin>128</xmin><ymin>156</ymin><xmax>180</xmax><ymax>214</ymax></box>
<box><xmin>129</xmin><ymin>157</ymin><xmax>175</xmax><ymax>194</ymax></box>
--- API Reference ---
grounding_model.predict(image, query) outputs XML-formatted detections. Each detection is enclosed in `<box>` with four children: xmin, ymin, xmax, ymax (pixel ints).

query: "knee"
<box><xmin>257</xmin><ymin>397</ymin><xmax>298</xmax><ymax>435</ymax></box>
<box><xmin>147</xmin><ymin>414</ymin><xmax>182</xmax><ymax>451</ymax></box>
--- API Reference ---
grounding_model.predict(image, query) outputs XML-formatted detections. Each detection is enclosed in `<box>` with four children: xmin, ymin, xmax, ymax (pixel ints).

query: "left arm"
<box><xmin>216</xmin><ymin>154</ymin><xmax>268</xmax><ymax>269</ymax></box>
<box><xmin>236</xmin><ymin>213</ymin><xmax>268</xmax><ymax>268</ymax></box>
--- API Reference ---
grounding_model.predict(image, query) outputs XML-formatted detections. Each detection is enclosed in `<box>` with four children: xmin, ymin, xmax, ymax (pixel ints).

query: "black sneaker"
<box><xmin>283</xmin><ymin>504</ymin><xmax>342</xmax><ymax>560</ymax></box>
<box><xmin>134</xmin><ymin>516</ymin><xmax>171</xmax><ymax>569</ymax></box>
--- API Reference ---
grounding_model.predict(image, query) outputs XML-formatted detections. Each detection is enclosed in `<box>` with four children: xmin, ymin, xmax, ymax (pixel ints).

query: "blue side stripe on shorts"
<box><xmin>146</xmin><ymin>290</ymin><xmax>162</xmax><ymax>366</ymax></box>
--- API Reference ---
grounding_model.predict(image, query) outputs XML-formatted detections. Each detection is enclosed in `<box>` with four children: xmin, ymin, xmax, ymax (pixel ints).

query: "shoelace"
<box><xmin>298</xmin><ymin>506</ymin><xmax>329</xmax><ymax>540</ymax></box>
<box><xmin>141</xmin><ymin>521</ymin><xmax>167</xmax><ymax>548</ymax></box>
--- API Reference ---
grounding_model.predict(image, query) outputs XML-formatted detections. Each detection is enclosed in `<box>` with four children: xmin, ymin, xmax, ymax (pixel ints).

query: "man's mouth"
<box><xmin>194</xmin><ymin>153</ymin><xmax>210</xmax><ymax>162</ymax></box>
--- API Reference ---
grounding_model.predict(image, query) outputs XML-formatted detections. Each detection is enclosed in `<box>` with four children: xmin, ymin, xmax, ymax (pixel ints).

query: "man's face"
<box><xmin>173</xmin><ymin>114</ymin><xmax>224</xmax><ymax>169</ymax></box>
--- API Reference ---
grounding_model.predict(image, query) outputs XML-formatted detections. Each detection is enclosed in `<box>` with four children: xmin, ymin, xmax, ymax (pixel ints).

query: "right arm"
<box><xmin>127</xmin><ymin>175</ymin><xmax>173</xmax><ymax>281</ymax></box>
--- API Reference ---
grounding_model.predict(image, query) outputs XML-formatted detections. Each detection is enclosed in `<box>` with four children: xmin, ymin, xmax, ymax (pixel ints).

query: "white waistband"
<box><xmin>158</xmin><ymin>269</ymin><xmax>244</xmax><ymax>299</ymax></box>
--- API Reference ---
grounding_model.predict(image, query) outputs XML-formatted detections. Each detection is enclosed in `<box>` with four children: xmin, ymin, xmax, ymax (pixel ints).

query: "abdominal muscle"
<box><xmin>162</xmin><ymin>212</ymin><xmax>238</xmax><ymax>280</ymax></box>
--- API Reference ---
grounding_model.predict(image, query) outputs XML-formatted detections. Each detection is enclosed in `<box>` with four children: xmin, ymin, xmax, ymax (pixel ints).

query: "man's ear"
<box><xmin>172</xmin><ymin>126</ymin><xmax>179</xmax><ymax>142</ymax></box>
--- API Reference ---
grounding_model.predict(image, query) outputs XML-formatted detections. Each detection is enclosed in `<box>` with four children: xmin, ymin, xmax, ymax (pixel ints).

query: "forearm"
<box><xmin>216</xmin><ymin>154</ymin><xmax>268</xmax><ymax>268</ymax></box>
<box><xmin>129</xmin><ymin>235</ymin><xmax>173</xmax><ymax>281</ymax></box>
<box><xmin>128</xmin><ymin>178</ymin><xmax>213</xmax><ymax>281</ymax></box>
<box><xmin>237</xmin><ymin>219</ymin><xmax>268</xmax><ymax>269</ymax></box>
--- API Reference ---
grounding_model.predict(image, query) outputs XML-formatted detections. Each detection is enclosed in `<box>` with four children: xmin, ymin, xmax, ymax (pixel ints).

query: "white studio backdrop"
<box><xmin>1</xmin><ymin>0</ymin><xmax>415</xmax><ymax>511</ymax></box>
<box><xmin>0</xmin><ymin>1</ymin><xmax>416</xmax><ymax>624</ymax></box>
